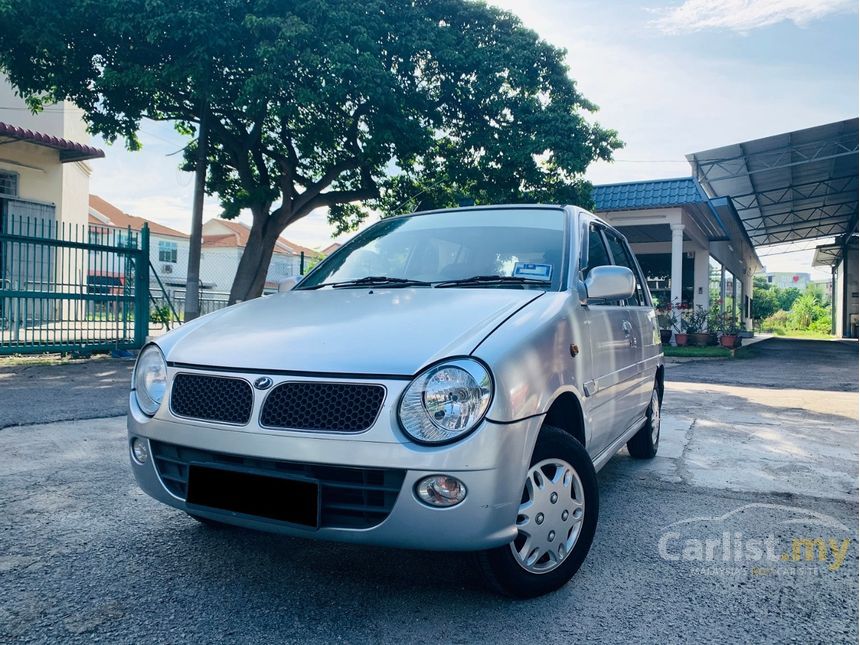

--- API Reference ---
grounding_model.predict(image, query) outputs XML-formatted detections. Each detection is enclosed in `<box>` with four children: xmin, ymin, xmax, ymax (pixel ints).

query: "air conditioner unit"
<box><xmin>161</xmin><ymin>264</ymin><xmax>173</xmax><ymax>274</ymax></box>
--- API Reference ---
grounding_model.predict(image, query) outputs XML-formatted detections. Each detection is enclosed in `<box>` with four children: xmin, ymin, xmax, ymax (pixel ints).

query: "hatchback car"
<box><xmin>128</xmin><ymin>205</ymin><xmax>663</xmax><ymax>598</ymax></box>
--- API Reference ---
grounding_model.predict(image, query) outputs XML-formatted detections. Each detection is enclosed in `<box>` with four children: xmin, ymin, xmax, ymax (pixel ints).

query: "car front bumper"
<box><xmin>128</xmin><ymin>392</ymin><xmax>543</xmax><ymax>551</ymax></box>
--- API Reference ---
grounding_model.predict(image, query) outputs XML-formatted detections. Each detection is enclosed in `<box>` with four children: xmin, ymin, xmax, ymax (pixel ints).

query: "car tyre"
<box><xmin>626</xmin><ymin>383</ymin><xmax>661</xmax><ymax>459</ymax></box>
<box><xmin>475</xmin><ymin>424</ymin><xmax>598</xmax><ymax>599</ymax></box>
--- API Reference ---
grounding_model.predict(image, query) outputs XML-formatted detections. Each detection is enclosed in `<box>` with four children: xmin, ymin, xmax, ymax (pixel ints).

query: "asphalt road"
<box><xmin>0</xmin><ymin>358</ymin><xmax>134</xmax><ymax>429</ymax></box>
<box><xmin>1</xmin><ymin>338</ymin><xmax>857</xmax><ymax>643</ymax></box>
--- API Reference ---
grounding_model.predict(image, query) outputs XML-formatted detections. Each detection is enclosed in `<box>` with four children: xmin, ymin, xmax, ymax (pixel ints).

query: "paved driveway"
<box><xmin>1</xmin><ymin>339</ymin><xmax>857</xmax><ymax>643</ymax></box>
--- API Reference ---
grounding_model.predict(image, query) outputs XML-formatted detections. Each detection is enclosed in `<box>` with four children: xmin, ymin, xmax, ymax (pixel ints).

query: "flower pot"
<box><xmin>720</xmin><ymin>334</ymin><xmax>740</xmax><ymax>349</ymax></box>
<box><xmin>674</xmin><ymin>333</ymin><xmax>688</xmax><ymax>347</ymax></box>
<box><xmin>660</xmin><ymin>329</ymin><xmax>673</xmax><ymax>345</ymax></box>
<box><xmin>690</xmin><ymin>332</ymin><xmax>710</xmax><ymax>347</ymax></box>
<box><xmin>708</xmin><ymin>333</ymin><xmax>719</xmax><ymax>346</ymax></box>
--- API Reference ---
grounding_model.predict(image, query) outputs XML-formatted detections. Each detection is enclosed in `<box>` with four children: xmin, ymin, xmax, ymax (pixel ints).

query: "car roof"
<box><xmin>394</xmin><ymin>204</ymin><xmax>569</xmax><ymax>219</ymax></box>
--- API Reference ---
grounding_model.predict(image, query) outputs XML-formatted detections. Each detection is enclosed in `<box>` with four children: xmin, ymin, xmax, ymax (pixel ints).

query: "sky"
<box><xmin>89</xmin><ymin>0</ymin><xmax>859</xmax><ymax>278</ymax></box>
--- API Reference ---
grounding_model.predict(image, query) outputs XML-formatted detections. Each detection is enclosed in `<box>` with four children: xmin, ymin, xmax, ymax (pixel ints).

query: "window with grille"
<box><xmin>158</xmin><ymin>240</ymin><xmax>178</xmax><ymax>263</ymax></box>
<box><xmin>0</xmin><ymin>170</ymin><xmax>18</xmax><ymax>197</ymax></box>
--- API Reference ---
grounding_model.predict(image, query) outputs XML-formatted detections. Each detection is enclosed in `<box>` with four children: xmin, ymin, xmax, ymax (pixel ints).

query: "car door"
<box><xmin>601</xmin><ymin>228</ymin><xmax>654</xmax><ymax>426</ymax></box>
<box><xmin>578</xmin><ymin>220</ymin><xmax>640</xmax><ymax>456</ymax></box>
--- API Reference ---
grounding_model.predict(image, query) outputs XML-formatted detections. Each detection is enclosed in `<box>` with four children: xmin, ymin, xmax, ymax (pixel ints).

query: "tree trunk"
<box><xmin>228</xmin><ymin>222</ymin><xmax>280</xmax><ymax>304</ymax></box>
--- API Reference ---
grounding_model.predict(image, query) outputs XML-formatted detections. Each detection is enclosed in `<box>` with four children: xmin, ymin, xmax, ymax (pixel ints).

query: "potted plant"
<box><xmin>684</xmin><ymin>306</ymin><xmax>710</xmax><ymax>347</ymax></box>
<box><xmin>706</xmin><ymin>304</ymin><xmax>722</xmax><ymax>346</ymax></box>
<box><xmin>673</xmin><ymin>303</ymin><xmax>689</xmax><ymax>346</ymax></box>
<box><xmin>719</xmin><ymin>313</ymin><xmax>742</xmax><ymax>349</ymax></box>
<box><xmin>655</xmin><ymin>303</ymin><xmax>676</xmax><ymax>345</ymax></box>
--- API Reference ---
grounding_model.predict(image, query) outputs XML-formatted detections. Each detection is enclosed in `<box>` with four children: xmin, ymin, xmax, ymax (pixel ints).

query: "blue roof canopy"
<box><xmin>591</xmin><ymin>177</ymin><xmax>705</xmax><ymax>212</ymax></box>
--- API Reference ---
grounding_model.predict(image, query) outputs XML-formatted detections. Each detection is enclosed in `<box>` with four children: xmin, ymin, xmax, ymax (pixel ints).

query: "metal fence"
<box><xmin>0</xmin><ymin>212</ymin><xmax>150</xmax><ymax>354</ymax></box>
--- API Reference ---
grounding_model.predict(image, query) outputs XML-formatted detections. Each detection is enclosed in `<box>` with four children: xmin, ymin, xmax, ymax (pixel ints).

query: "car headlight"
<box><xmin>133</xmin><ymin>344</ymin><xmax>168</xmax><ymax>416</ymax></box>
<box><xmin>398</xmin><ymin>358</ymin><xmax>493</xmax><ymax>444</ymax></box>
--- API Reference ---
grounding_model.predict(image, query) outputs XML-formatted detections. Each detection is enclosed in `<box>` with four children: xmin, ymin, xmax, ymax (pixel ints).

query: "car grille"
<box><xmin>260</xmin><ymin>382</ymin><xmax>385</xmax><ymax>432</ymax></box>
<box><xmin>150</xmin><ymin>440</ymin><xmax>405</xmax><ymax>529</ymax></box>
<box><xmin>170</xmin><ymin>373</ymin><xmax>253</xmax><ymax>425</ymax></box>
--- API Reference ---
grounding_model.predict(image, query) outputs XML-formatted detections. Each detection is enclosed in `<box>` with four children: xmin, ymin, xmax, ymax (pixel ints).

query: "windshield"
<box><xmin>298</xmin><ymin>208</ymin><xmax>567</xmax><ymax>290</ymax></box>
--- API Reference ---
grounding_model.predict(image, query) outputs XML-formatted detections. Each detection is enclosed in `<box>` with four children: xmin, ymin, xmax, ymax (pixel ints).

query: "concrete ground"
<box><xmin>0</xmin><ymin>338</ymin><xmax>857</xmax><ymax>643</ymax></box>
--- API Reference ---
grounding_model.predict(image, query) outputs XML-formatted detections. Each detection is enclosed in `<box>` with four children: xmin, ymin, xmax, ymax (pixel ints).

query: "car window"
<box><xmin>583</xmin><ymin>224</ymin><xmax>611</xmax><ymax>277</ymax></box>
<box><xmin>300</xmin><ymin>208</ymin><xmax>566</xmax><ymax>290</ymax></box>
<box><xmin>581</xmin><ymin>224</ymin><xmax>617</xmax><ymax>306</ymax></box>
<box><xmin>603</xmin><ymin>230</ymin><xmax>645</xmax><ymax>306</ymax></box>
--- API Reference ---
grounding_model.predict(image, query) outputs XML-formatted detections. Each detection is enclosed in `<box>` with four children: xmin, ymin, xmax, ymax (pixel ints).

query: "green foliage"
<box><xmin>149</xmin><ymin>305</ymin><xmax>172</xmax><ymax>326</ymax></box>
<box><xmin>788</xmin><ymin>290</ymin><xmax>829</xmax><ymax>330</ymax></box>
<box><xmin>0</xmin><ymin>0</ymin><xmax>622</xmax><ymax>300</ymax></box>
<box><xmin>761</xmin><ymin>310</ymin><xmax>790</xmax><ymax>334</ymax></box>
<box><xmin>680</xmin><ymin>306</ymin><xmax>708</xmax><ymax>334</ymax></box>
<box><xmin>777</xmin><ymin>287</ymin><xmax>801</xmax><ymax>312</ymax></box>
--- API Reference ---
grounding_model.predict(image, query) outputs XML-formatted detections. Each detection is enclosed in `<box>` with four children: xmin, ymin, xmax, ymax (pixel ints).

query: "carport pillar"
<box><xmin>670</xmin><ymin>223</ymin><xmax>684</xmax><ymax>306</ymax></box>
<box><xmin>720</xmin><ymin>265</ymin><xmax>727</xmax><ymax>315</ymax></box>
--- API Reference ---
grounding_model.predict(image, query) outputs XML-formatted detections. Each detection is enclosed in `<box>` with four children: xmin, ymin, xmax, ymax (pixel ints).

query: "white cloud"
<box><xmin>652</xmin><ymin>0</ymin><xmax>856</xmax><ymax>34</ymax></box>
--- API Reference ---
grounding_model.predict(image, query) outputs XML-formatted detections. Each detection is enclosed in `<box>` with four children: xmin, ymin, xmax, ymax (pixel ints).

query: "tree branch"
<box><xmin>292</xmin><ymin>157</ymin><xmax>362</xmax><ymax>212</ymax></box>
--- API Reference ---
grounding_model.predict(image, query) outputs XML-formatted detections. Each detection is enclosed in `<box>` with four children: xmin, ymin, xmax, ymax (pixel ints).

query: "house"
<box><xmin>0</xmin><ymin>75</ymin><xmax>103</xmax><ymax>233</ymax></box>
<box><xmin>201</xmin><ymin>219</ymin><xmax>317</xmax><ymax>293</ymax></box>
<box><xmin>593</xmin><ymin>177</ymin><xmax>762</xmax><ymax>331</ymax></box>
<box><xmin>0</xmin><ymin>75</ymin><xmax>104</xmax><ymax>335</ymax></box>
<box><xmin>88</xmin><ymin>194</ymin><xmax>189</xmax><ymax>292</ymax></box>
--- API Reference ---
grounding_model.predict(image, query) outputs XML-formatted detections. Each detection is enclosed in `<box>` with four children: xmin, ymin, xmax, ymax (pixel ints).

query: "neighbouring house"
<box><xmin>758</xmin><ymin>271</ymin><xmax>812</xmax><ymax>291</ymax></box>
<box><xmin>0</xmin><ymin>76</ymin><xmax>103</xmax><ymax>233</ymax></box>
<box><xmin>201</xmin><ymin>219</ymin><xmax>316</xmax><ymax>295</ymax></box>
<box><xmin>0</xmin><ymin>75</ymin><xmax>104</xmax><ymax>333</ymax></box>
<box><xmin>320</xmin><ymin>242</ymin><xmax>342</xmax><ymax>256</ymax></box>
<box><xmin>88</xmin><ymin>194</ymin><xmax>189</xmax><ymax>295</ymax></box>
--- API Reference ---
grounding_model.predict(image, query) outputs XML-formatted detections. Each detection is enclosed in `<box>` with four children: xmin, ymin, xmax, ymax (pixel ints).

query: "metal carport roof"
<box><xmin>686</xmin><ymin>118</ymin><xmax>858</xmax><ymax>247</ymax></box>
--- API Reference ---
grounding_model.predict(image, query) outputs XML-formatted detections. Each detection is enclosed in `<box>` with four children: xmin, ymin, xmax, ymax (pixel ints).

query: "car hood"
<box><xmin>160</xmin><ymin>287</ymin><xmax>545</xmax><ymax>376</ymax></box>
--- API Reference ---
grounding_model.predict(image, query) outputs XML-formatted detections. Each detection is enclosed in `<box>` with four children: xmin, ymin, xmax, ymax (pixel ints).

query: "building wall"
<box><xmin>0</xmin><ymin>80</ymin><xmax>88</xmax><ymax>142</ymax></box>
<box><xmin>761</xmin><ymin>271</ymin><xmax>812</xmax><ymax>291</ymax></box>
<box><xmin>199</xmin><ymin>247</ymin><xmax>241</xmax><ymax>293</ymax></box>
<box><xmin>0</xmin><ymin>143</ymin><xmax>64</xmax><ymax>212</ymax></box>
<box><xmin>151</xmin><ymin>235</ymin><xmax>190</xmax><ymax>287</ymax></box>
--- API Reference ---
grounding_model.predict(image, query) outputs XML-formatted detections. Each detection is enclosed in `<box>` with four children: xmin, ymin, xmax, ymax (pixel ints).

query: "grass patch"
<box><xmin>766</xmin><ymin>329</ymin><xmax>835</xmax><ymax>340</ymax></box>
<box><xmin>0</xmin><ymin>352</ymin><xmax>112</xmax><ymax>368</ymax></box>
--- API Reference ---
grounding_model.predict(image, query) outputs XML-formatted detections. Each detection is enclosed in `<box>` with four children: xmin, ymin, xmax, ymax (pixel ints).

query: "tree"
<box><xmin>752</xmin><ymin>276</ymin><xmax>778</xmax><ymax>321</ymax></box>
<box><xmin>0</xmin><ymin>0</ymin><xmax>621</xmax><ymax>303</ymax></box>
<box><xmin>777</xmin><ymin>287</ymin><xmax>801</xmax><ymax>312</ymax></box>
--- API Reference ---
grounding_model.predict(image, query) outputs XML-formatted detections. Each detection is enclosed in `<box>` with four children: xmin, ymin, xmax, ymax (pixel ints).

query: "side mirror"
<box><xmin>584</xmin><ymin>265</ymin><xmax>635</xmax><ymax>301</ymax></box>
<box><xmin>278</xmin><ymin>276</ymin><xmax>300</xmax><ymax>293</ymax></box>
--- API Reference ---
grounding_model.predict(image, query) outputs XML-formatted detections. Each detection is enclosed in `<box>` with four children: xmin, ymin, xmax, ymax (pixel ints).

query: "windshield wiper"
<box><xmin>434</xmin><ymin>275</ymin><xmax>552</xmax><ymax>288</ymax></box>
<box><xmin>304</xmin><ymin>276</ymin><xmax>433</xmax><ymax>290</ymax></box>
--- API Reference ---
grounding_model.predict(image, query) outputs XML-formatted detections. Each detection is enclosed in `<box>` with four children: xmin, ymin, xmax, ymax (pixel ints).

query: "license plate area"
<box><xmin>186</xmin><ymin>464</ymin><xmax>319</xmax><ymax>528</ymax></box>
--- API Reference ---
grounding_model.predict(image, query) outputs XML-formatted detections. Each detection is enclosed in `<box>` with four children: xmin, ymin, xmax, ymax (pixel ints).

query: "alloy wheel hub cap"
<box><xmin>651</xmin><ymin>390</ymin><xmax>661</xmax><ymax>444</ymax></box>
<box><xmin>510</xmin><ymin>458</ymin><xmax>585</xmax><ymax>574</ymax></box>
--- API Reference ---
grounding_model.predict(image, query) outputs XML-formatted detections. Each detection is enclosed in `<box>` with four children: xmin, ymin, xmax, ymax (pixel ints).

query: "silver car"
<box><xmin>128</xmin><ymin>205</ymin><xmax>663</xmax><ymax>598</ymax></box>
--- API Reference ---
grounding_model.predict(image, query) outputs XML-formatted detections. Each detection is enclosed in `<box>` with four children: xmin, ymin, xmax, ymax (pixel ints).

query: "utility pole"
<box><xmin>183</xmin><ymin>99</ymin><xmax>208</xmax><ymax>321</ymax></box>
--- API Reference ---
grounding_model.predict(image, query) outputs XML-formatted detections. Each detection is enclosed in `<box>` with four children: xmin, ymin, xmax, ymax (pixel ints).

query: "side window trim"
<box><xmin>602</xmin><ymin>227</ymin><xmax>644</xmax><ymax>307</ymax></box>
<box><xmin>582</xmin><ymin>220</ymin><xmax>623</xmax><ymax>308</ymax></box>
<box><xmin>622</xmin><ymin>237</ymin><xmax>651</xmax><ymax>307</ymax></box>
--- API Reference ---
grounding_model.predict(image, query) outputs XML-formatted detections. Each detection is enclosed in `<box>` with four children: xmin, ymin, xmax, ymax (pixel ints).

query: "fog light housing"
<box><xmin>131</xmin><ymin>437</ymin><xmax>149</xmax><ymax>464</ymax></box>
<box><xmin>415</xmin><ymin>475</ymin><xmax>467</xmax><ymax>507</ymax></box>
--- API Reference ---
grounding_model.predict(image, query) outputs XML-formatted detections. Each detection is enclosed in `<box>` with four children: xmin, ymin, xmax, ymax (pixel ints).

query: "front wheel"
<box><xmin>475</xmin><ymin>425</ymin><xmax>598</xmax><ymax>598</ymax></box>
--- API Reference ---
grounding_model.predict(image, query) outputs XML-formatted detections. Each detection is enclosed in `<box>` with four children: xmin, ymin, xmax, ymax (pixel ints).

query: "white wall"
<box><xmin>199</xmin><ymin>246</ymin><xmax>241</xmax><ymax>293</ymax></box>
